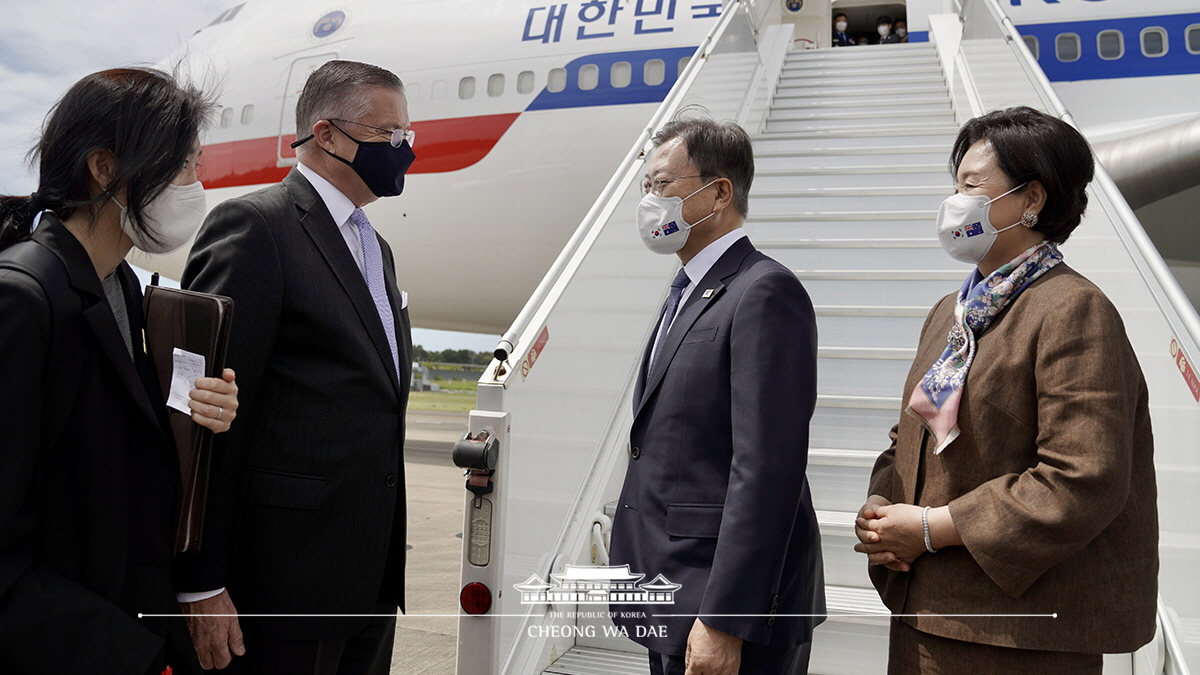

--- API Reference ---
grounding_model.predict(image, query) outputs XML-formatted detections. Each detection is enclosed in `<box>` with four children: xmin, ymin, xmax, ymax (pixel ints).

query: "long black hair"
<box><xmin>0</xmin><ymin>67</ymin><xmax>215</xmax><ymax>250</ymax></box>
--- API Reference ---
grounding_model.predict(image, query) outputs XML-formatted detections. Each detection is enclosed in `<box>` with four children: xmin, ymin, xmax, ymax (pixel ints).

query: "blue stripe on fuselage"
<box><xmin>1017</xmin><ymin>13</ymin><xmax>1200</xmax><ymax>82</ymax></box>
<box><xmin>526</xmin><ymin>47</ymin><xmax>697</xmax><ymax>111</ymax></box>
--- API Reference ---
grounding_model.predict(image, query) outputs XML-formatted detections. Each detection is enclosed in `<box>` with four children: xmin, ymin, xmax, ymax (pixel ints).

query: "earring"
<box><xmin>1021</xmin><ymin>211</ymin><xmax>1038</xmax><ymax>228</ymax></box>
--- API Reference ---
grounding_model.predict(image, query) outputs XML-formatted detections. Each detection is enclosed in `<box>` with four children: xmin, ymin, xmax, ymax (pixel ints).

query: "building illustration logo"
<box><xmin>515</xmin><ymin>564</ymin><xmax>681</xmax><ymax>605</ymax></box>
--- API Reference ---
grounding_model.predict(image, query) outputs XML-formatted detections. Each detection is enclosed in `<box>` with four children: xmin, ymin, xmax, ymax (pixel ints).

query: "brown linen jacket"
<box><xmin>868</xmin><ymin>263</ymin><xmax>1158</xmax><ymax>653</ymax></box>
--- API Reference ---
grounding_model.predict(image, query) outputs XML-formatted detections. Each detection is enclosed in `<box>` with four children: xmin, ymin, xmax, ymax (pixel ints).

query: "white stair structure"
<box><xmin>750</xmin><ymin>41</ymin><xmax>960</xmax><ymax>675</ymax></box>
<box><xmin>455</xmin><ymin>1</ymin><xmax>1200</xmax><ymax>674</ymax></box>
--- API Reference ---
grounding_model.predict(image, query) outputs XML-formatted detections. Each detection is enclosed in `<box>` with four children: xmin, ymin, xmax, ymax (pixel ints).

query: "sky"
<box><xmin>0</xmin><ymin>0</ymin><xmax>498</xmax><ymax>354</ymax></box>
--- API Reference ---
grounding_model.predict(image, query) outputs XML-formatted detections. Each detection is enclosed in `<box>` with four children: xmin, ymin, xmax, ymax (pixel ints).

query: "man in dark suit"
<box><xmin>832</xmin><ymin>12</ymin><xmax>857</xmax><ymax>47</ymax></box>
<box><xmin>178</xmin><ymin>60</ymin><xmax>414</xmax><ymax>674</ymax></box>
<box><xmin>609</xmin><ymin>118</ymin><xmax>824</xmax><ymax>675</ymax></box>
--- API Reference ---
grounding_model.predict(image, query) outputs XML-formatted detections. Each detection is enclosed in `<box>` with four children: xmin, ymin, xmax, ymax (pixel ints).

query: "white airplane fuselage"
<box><xmin>138</xmin><ymin>0</ymin><xmax>1200</xmax><ymax>334</ymax></box>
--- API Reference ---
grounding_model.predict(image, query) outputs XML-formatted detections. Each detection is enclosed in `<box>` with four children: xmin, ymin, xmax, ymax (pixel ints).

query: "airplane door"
<box><xmin>277</xmin><ymin>53</ymin><xmax>338</xmax><ymax>167</ymax></box>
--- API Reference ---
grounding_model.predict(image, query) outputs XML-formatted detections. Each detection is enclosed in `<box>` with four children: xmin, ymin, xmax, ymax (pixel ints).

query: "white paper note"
<box><xmin>167</xmin><ymin>348</ymin><xmax>206</xmax><ymax>416</ymax></box>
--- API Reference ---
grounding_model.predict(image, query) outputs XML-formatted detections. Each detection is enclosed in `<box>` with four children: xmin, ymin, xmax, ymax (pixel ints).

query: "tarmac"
<box><xmin>391</xmin><ymin>410</ymin><xmax>470</xmax><ymax>675</ymax></box>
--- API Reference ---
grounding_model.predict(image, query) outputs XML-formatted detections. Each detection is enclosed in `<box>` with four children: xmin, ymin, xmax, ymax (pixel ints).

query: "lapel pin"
<box><xmin>702</xmin><ymin>289</ymin><xmax>715</xmax><ymax>299</ymax></box>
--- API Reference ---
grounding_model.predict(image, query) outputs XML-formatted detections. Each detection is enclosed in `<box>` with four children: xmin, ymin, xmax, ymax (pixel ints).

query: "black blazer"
<box><xmin>0</xmin><ymin>216</ymin><xmax>187</xmax><ymax>673</ymax></box>
<box><xmin>180</xmin><ymin>169</ymin><xmax>412</xmax><ymax>641</ymax></box>
<box><xmin>609</xmin><ymin>237</ymin><xmax>826</xmax><ymax>655</ymax></box>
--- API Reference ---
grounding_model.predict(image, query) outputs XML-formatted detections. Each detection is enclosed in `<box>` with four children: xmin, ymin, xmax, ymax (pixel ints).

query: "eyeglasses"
<box><xmin>329</xmin><ymin>118</ymin><xmax>416</xmax><ymax>148</ymax></box>
<box><xmin>640</xmin><ymin>174</ymin><xmax>706</xmax><ymax>197</ymax></box>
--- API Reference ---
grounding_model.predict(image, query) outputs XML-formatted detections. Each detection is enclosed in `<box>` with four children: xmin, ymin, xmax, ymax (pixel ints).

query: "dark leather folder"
<box><xmin>143</xmin><ymin>280</ymin><xmax>233</xmax><ymax>554</ymax></box>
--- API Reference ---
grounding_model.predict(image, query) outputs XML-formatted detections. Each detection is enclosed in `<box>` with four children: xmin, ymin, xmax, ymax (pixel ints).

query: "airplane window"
<box><xmin>1022</xmin><ymin>35</ymin><xmax>1039</xmax><ymax>60</ymax></box>
<box><xmin>1055</xmin><ymin>34</ymin><xmax>1080</xmax><ymax>62</ymax></box>
<box><xmin>459</xmin><ymin>77</ymin><xmax>476</xmax><ymax>100</ymax></box>
<box><xmin>578</xmin><ymin>64</ymin><xmax>599</xmax><ymax>91</ymax></box>
<box><xmin>517</xmin><ymin>71</ymin><xmax>535</xmax><ymax>95</ymax></box>
<box><xmin>240</xmin><ymin>105</ymin><xmax>254</xmax><ymax>125</ymax></box>
<box><xmin>488</xmin><ymin>74</ymin><xmax>505</xmax><ymax>97</ymax></box>
<box><xmin>1187</xmin><ymin>25</ymin><xmax>1200</xmax><ymax>54</ymax></box>
<box><xmin>644</xmin><ymin>59</ymin><xmax>666</xmax><ymax>86</ymax></box>
<box><xmin>1141</xmin><ymin>28</ymin><xmax>1167</xmax><ymax>57</ymax></box>
<box><xmin>548</xmin><ymin>68</ymin><xmax>567</xmax><ymax>93</ymax></box>
<box><xmin>405</xmin><ymin>83</ymin><xmax>420</xmax><ymax>102</ymax></box>
<box><xmin>611</xmin><ymin>62</ymin><xmax>632</xmax><ymax>88</ymax></box>
<box><xmin>220</xmin><ymin>107</ymin><xmax>234</xmax><ymax>129</ymax></box>
<box><xmin>432</xmin><ymin>80</ymin><xmax>447</xmax><ymax>101</ymax></box>
<box><xmin>1098</xmin><ymin>30</ymin><xmax>1124</xmax><ymax>60</ymax></box>
<box><xmin>678</xmin><ymin>56</ymin><xmax>691</xmax><ymax>75</ymax></box>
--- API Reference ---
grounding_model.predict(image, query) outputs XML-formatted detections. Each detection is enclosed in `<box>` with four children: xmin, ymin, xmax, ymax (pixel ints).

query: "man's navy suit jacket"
<box><xmin>609</xmin><ymin>236</ymin><xmax>825</xmax><ymax>656</ymax></box>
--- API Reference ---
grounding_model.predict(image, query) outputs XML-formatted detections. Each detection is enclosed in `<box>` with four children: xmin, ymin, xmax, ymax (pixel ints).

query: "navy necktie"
<box><xmin>350</xmin><ymin>208</ymin><xmax>400</xmax><ymax>381</ymax></box>
<box><xmin>649</xmin><ymin>268</ymin><xmax>691</xmax><ymax>373</ymax></box>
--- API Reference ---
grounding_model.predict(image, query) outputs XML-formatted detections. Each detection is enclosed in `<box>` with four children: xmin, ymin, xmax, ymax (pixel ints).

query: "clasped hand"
<box><xmin>853</xmin><ymin>495</ymin><xmax>927</xmax><ymax>572</ymax></box>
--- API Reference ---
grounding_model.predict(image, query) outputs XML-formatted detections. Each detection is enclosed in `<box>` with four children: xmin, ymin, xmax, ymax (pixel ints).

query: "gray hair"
<box><xmin>652</xmin><ymin>114</ymin><xmax>754</xmax><ymax>217</ymax></box>
<box><xmin>295</xmin><ymin>60</ymin><xmax>403</xmax><ymax>142</ymax></box>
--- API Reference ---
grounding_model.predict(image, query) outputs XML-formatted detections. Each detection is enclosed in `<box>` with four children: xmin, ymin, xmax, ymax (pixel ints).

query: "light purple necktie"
<box><xmin>350</xmin><ymin>208</ymin><xmax>400</xmax><ymax>381</ymax></box>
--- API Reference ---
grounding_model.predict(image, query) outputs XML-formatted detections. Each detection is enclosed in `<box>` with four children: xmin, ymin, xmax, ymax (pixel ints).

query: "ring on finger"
<box><xmin>216</xmin><ymin>406</ymin><xmax>224</xmax><ymax>421</ymax></box>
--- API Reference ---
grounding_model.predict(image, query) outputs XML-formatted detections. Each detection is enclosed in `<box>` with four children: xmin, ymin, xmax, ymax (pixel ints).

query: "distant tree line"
<box><xmin>413</xmin><ymin>345</ymin><xmax>493</xmax><ymax>366</ymax></box>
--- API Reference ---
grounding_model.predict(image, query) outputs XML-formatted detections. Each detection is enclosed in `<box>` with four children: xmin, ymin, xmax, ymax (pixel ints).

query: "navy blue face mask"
<box><xmin>292</xmin><ymin>121</ymin><xmax>416</xmax><ymax>197</ymax></box>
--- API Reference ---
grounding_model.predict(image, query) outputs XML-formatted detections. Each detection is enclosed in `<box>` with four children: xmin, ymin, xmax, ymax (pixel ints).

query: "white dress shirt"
<box><xmin>649</xmin><ymin>228</ymin><xmax>747</xmax><ymax>366</ymax></box>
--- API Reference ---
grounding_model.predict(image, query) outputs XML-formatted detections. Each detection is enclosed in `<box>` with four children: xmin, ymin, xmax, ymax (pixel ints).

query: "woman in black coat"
<box><xmin>0</xmin><ymin>68</ymin><xmax>239</xmax><ymax>675</ymax></box>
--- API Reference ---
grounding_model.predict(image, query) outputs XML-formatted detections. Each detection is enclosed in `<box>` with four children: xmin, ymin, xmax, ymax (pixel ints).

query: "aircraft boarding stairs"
<box><xmin>458</xmin><ymin>2</ymin><xmax>1200</xmax><ymax>674</ymax></box>
<box><xmin>748</xmin><ymin>41</ymin><xmax>957</xmax><ymax>674</ymax></box>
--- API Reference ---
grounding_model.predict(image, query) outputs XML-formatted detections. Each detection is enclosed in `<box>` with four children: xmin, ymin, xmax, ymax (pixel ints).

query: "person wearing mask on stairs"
<box><xmin>876</xmin><ymin>16</ymin><xmax>901</xmax><ymax>45</ymax></box>
<box><xmin>895</xmin><ymin>20</ymin><xmax>909</xmax><ymax>43</ymax></box>
<box><xmin>853</xmin><ymin>106</ymin><xmax>1158</xmax><ymax>673</ymax></box>
<box><xmin>832</xmin><ymin>13</ymin><xmax>857</xmax><ymax>47</ymax></box>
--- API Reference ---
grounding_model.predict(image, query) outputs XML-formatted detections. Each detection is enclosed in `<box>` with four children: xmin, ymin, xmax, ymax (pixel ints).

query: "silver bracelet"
<box><xmin>922</xmin><ymin>506</ymin><xmax>938</xmax><ymax>553</ymax></box>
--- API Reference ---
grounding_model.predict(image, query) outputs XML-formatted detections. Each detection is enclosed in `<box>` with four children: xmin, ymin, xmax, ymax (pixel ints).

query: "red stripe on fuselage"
<box><xmin>200</xmin><ymin>112</ymin><xmax>521</xmax><ymax>189</ymax></box>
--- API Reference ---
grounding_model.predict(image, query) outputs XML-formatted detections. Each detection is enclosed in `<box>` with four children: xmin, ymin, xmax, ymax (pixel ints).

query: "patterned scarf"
<box><xmin>907</xmin><ymin>240</ymin><xmax>1063</xmax><ymax>453</ymax></box>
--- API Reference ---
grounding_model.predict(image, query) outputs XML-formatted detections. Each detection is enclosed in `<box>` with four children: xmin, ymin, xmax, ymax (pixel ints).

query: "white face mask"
<box><xmin>878</xmin><ymin>25</ymin><xmax>890</xmax><ymax>37</ymax></box>
<box><xmin>835</xmin><ymin>21</ymin><xmax>848</xmax><ymax>31</ymax></box>
<box><xmin>935</xmin><ymin>183</ymin><xmax>1028</xmax><ymax>264</ymax></box>
<box><xmin>114</xmin><ymin>181</ymin><xmax>207</xmax><ymax>254</ymax></box>
<box><xmin>896</xmin><ymin>27</ymin><xmax>908</xmax><ymax>37</ymax></box>
<box><xmin>636</xmin><ymin>180</ymin><xmax>718</xmax><ymax>255</ymax></box>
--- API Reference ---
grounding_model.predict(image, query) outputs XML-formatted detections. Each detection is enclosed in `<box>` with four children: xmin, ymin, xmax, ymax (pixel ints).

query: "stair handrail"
<box><xmin>493</xmin><ymin>0</ymin><xmax>748</xmax><ymax>365</ymax></box>
<box><xmin>973</xmin><ymin>0</ymin><xmax>1200</xmax><ymax>366</ymax></box>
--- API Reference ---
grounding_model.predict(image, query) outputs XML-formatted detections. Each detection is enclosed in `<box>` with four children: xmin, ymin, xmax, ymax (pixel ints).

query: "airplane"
<box><xmin>135</xmin><ymin>0</ymin><xmax>1200</xmax><ymax>336</ymax></box>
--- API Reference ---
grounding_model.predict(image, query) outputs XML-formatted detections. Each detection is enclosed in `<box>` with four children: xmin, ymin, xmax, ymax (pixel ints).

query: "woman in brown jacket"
<box><xmin>854</xmin><ymin>106</ymin><xmax>1157</xmax><ymax>673</ymax></box>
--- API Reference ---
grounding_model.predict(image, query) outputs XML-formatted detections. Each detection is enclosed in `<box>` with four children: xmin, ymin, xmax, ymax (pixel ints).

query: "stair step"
<box><xmin>795</xmin><ymin>269</ymin><xmax>965</xmax><ymax>281</ymax></box>
<box><xmin>765</xmin><ymin>119</ymin><xmax>957</xmax><ymax>134</ymax></box>
<box><xmin>783</xmin><ymin>54</ymin><xmax>939</xmax><ymax>70</ymax></box>
<box><xmin>779</xmin><ymin>63</ymin><xmax>943</xmax><ymax>79</ymax></box>
<box><xmin>543</xmin><ymin>646</ymin><xmax>648</xmax><ymax>675</ymax></box>
<box><xmin>759</xmin><ymin>122</ymin><xmax>959</xmax><ymax>138</ymax></box>
<box><xmin>777</xmin><ymin>73</ymin><xmax>945</xmax><ymax>88</ymax></box>
<box><xmin>771</xmin><ymin>94</ymin><xmax>951</xmax><ymax>110</ymax></box>
<box><xmin>752</xmin><ymin>185</ymin><xmax>950</xmax><ymax>200</ymax></box>
<box><xmin>816</xmin><ymin>348</ymin><xmax>918</xmax><ymax>361</ymax></box>
<box><xmin>776</xmin><ymin>83</ymin><xmax>950</xmax><ymax>99</ymax></box>
<box><xmin>749</xmin><ymin>209</ymin><xmax>937</xmax><ymax>220</ymax></box>
<box><xmin>754</xmin><ymin>133</ymin><xmax>956</xmax><ymax>150</ymax></box>
<box><xmin>756</xmin><ymin>162</ymin><xmax>947</xmax><ymax>175</ymax></box>
<box><xmin>769</xmin><ymin>106</ymin><xmax>953</xmax><ymax>122</ymax></box>
<box><xmin>826</xmin><ymin>585</ymin><xmax>891</xmax><ymax>623</ymax></box>
<box><xmin>755</xmin><ymin>172</ymin><xmax>950</xmax><ymax>190</ymax></box>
